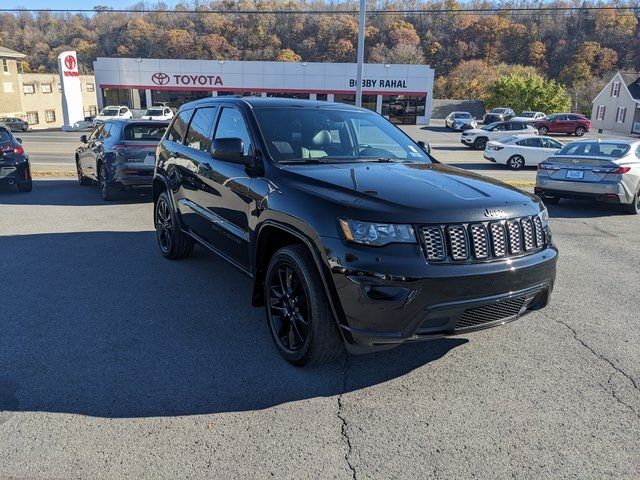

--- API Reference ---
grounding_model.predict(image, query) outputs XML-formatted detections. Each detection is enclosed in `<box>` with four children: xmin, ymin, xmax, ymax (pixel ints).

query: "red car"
<box><xmin>531</xmin><ymin>113</ymin><xmax>591</xmax><ymax>136</ymax></box>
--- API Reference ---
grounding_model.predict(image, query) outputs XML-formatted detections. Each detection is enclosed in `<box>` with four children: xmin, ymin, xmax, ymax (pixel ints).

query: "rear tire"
<box><xmin>17</xmin><ymin>180</ymin><xmax>32</xmax><ymax>192</ymax></box>
<box><xmin>575</xmin><ymin>126</ymin><xmax>586</xmax><ymax>137</ymax></box>
<box><xmin>474</xmin><ymin>137</ymin><xmax>488</xmax><ymax>150</ymax></box>
<box><xmin>507</xmin><ymin>155</ymin><xmax>525</xmax><ymax>170</ymax></box>
<box><xmin>155</xmin><ymin>190</ymin><xmax>194</xmax><ymax>259</ymax></box>
<box><xmin>264</xmin><ymin>245</ymin><xmax>344</xmax><ymax>367</ymax></box>
<box><xmin>623</xmin><ymin>190</ymin><xmax>640</xmax><ymax>214</ymax></box>
<box><xmin>538</xmin><ymin>126</ymin><xmax>549</xmax><ymax>135</ymax></box>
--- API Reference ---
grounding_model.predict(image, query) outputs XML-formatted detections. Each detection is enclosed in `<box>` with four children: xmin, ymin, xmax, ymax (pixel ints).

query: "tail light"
<box><xmin>611</xmin><ymin>166</ymin><xmax>631</xmax><ymax>174</ymax></box>
<box><xmin>0</xmin><ymin>144</ymin><xmax>23</xmax><ymax>155</ymax></box>
<box><xmin>488</xmin><ymin>145</ymin><xmax>503</xmax><ymax>151</ymax></box>
<box><xmin>538</xmin><ymin>163</ymin><xmax>560</xmax><ymax>171</ymax></box>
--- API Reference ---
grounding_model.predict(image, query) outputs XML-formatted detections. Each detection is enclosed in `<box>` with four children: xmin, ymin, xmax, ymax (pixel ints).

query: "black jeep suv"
<box><xmin>153</xmin><ymin>98</ymin><xmax>557</xmax><ymax>366</ymax></box>
<box><xmin>0</xmin><ymin>125</ymin><xmax>31</xmax><ymax>192</ymax></box>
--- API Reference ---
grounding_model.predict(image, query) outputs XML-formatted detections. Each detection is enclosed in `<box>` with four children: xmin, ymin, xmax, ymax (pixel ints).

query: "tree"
<box><xmin>487</xmin><ymin>72</ymin><xmax>571</xmax><ymax>113</ymax></box>
<box><xmin>276</xmin><ymin>48</ymin><xmax>301</xmax><ymax>62</ymax></box>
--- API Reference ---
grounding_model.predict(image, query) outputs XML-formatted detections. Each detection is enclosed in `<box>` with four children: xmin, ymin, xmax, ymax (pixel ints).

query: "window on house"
<box><xmin>3</xmin><ymin>82</ymin><xmax>13</xmax><ymax>93</ymax></box>
<box><xmin>596</xmin><ymin>105</ymin><xmax>606</xmax><ymax>121</ymax></box>
<box><xmin>23</xmin><ymin>84</ymin><xmax>35</xmax><ymax>94</ymax></box>
<box><xmin>41</xmin><ymin>84</ymin><xmax>52</xmax><ymax>93</ymax></box>
<box><xmin>2</xmin><ymin>59</ymin><xmax>9</xmax><ymax>74</ymax></box>
<box><xmin>615</xmin><ymin>107</ymin><xmax>627</xmax><ymax>123</ymax></box>
<box><xmin>26</xmin><ymin>111</ymin><xmax>39</xmax><ymax>125</ymax></box>
<box><xmin>86</xmin><ymin>83</ymin><xmax>95</xmax><ymax>92</ymax></box>
<box><xmin>88</xmin><ymin>106</ymin><xmax>97</xmax><ymax>116</ymax></box>
<box><xmin>45</xmin><ymin>110</ymin><xmax>56</xmax><ymax>122</ymax></box>
<box><xmin>611</xmin><ymin>82</ymin><xmax>621</xmax><ymax>97</ymax></box>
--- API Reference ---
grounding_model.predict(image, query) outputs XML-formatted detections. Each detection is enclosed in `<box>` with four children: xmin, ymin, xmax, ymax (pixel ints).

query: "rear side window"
<box><xmin>166</xmin><ymin>109</ymin><xmax>193</xmax><ymax>144</ymax></box>
<box><xmin>185</xmin><ymin>107</ymin><xmax>217</xmax><ymax>151</ymax></box>
<box><xmin>0</xmin><ymin>128</ymin><xmax>11</xmax><ymax>143</ymax></box>
<box><xmin>509</xmin><ymin>123</ymin><xmax>525</xmax><ymax>131</ymax></box>
<box><xmin>124</xmin><ymin>124</ymin><xmax>167</xmax><ymax>141</ymax></box>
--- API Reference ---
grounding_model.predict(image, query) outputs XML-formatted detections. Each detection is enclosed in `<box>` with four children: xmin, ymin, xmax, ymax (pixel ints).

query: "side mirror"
<box><xmin>80</xmin><ymin>134</ymin><xmax>88</xmax><ymax>143</ymax></box>
<box><xmin>211</xmin><ymin>137</ymin><xmax>248</xmax><ymax>164</ymax></box>
<box><xmin>15</xmin><ymin>137</ymin><xmax>22</xmax><ymax>144</ymax></box>
<box><xmin>417</xmin><ymin>140</ymin><xmax>431</xmax><ymax>155</ymax></box>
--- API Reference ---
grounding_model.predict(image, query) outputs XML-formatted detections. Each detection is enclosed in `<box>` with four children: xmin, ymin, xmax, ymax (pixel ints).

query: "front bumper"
<box><xmin>461</xmin><ymin>137</ymin><xmax>475</xmax><ymax>146</ymax></box>
<box><xmin>321</xmin><ymin>237</ymin><xmax>558</xmax><ymax>353</ymax></box>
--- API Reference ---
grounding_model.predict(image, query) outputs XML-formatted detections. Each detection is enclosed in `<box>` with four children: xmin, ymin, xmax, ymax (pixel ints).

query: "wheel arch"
<box><xmin>251</xmin><ymin>221</ymin><xmax>348</xmax><ymax>333</ymax></box>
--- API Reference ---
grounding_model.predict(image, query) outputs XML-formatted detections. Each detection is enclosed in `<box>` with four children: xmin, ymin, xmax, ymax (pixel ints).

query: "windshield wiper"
<box><xmin>279</xmin><ymin>158</ymin><xmax>331</xmax><ymax>165</ymax></box>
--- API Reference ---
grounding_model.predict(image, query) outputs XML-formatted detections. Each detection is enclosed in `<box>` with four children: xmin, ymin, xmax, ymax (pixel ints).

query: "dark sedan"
<box><xmin>0</xmin><ymin>117</ymin><xmax>29</xmax><ymax>132</ymax></box>
<box><xmin>0</xmin><ymin>125</ymin><xmax>31</xmax><ymax>192</ymax></box>
<box><xmin>76</xmin><ymin>119</ymin><xmax>168</xmax><ymax>200</ymax></box>
<box><xmin>483</xmin><ymin>108</ymin><xmax>515</xmax><ymax>124</ymax></box>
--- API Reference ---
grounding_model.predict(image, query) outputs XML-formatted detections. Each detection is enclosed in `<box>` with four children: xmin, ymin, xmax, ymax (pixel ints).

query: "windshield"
<box><xmin>144</xmin><ymin>109</ymin><xmax>164</xmax><ymax>117</ymax></box>
<box><xmin>100</xmin><ymin>108</ymin><xmax>119</xmax><ymax>117</ymax></box>
<box><xmin>521</xmin><ymin>112</ymin><xmax>535</xmax><ymax>118</ymax></box>
<box><xmin>254</xmin><ymin>107</ymin><xmax>432</xmax><ymax>164</ymax></box>
<box><xmin>556</xmin><ymin>141</ymin><xmax>630</xmax><ymax>158</ymax></box>
<box><xmin>491</xmin><ymin>108</ymin><xmax>507</xmax><ymax>113</ymax></box>
<box><xmin>482</xmin><ymin>122</ymin><xmax>500</xmax><ymax>131</ymax></box>
<box><xmin>454</xmin><ymin>113</ymin><xmax>472</xmax><ymax>119</ymax></box>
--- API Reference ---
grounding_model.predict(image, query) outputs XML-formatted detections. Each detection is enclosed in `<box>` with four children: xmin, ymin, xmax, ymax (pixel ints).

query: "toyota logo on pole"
<box><xmin>64</xmin><ymin>55</ymin><xmax>76</xmax><ymax>71</ymax></box>
<box><xmin>152</xmin><ymin>72</ymin><xmax>170</xmax><ymax>86</ymax></box>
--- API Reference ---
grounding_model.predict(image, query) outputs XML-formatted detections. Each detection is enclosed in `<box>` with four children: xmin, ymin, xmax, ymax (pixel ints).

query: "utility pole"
<box><xmin>355</xmin><ymin>0</ymin><xmax>366</xmax><ymax>107</ymax></box>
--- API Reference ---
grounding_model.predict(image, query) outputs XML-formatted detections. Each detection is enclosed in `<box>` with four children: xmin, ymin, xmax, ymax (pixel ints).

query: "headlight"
<box><xmin>338</xmin><ymin>219</ymin><xmax>416</xmax><ymax>246</ymax></box>
<box><xmin>540</xmin><ymin>206</ymin><xmax>549</xmax><ymax>226</ymax></box>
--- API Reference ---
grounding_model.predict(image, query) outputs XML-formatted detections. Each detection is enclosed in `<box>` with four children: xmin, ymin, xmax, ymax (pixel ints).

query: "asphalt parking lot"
<box><xmin>1</xmin><ymin>176</ymin><xmax>639</xmax><ymax>478</ymax></box>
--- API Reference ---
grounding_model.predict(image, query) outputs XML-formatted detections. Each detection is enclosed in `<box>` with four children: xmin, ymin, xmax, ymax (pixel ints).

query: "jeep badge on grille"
<box><xmin>484</xmin><ymin>208</ymin><xmax>506</xmax><ymax>218</ymax></box>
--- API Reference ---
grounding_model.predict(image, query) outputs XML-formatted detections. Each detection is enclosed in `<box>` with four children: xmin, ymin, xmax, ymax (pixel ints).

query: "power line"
<box><xmin>0</xmin><ymin>6</ymin><xmax>638</xmax><ymax>15</ymax></box>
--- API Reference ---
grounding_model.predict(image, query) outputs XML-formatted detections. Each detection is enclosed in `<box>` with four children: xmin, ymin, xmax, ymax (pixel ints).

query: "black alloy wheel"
<box><xmin>98</xmin><ymin>163</ymin><xmax>117</xmax><ymax>200</ymax></box>
<box><xmin>265</xmin><ymin>245</ymin><xmax>343</xmax><ymax>366</ymax></box>
<box><xmin>155</xmin><ymin>191</ymin><xmax>194</xmax><ymax>259</ymax></box>
<box><xmin>474</xmin><ymin>137</ymin><xmax>488</xmax><ymax>150</ymax></box>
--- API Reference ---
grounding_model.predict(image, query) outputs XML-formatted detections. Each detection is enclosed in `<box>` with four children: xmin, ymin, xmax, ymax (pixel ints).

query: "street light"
<box><xmin>355</xmin><ymin>0</ymin><xmax>366</xmax><ymax>107</ymax></box>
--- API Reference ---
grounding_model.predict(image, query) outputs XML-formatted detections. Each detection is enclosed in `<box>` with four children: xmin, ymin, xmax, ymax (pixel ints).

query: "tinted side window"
<box><xmin>167</xmin><ymin>109</ymin><xmax>193</xmax><ymax>144</ymax></box>
<box><xmin>0</xmin><ymin>128</ymin><xmax>11</xmax><ymax>143</ymax></box>
<box><xmin>185</xmin><ymin>107</ymin><xmax>217</xmax><ymax>152</ymax></box>
<box><xmin>88</xmin><ymin>124</ymin><xmax>103</xmax><ymax>141</ymax></box>
<box><xmin>509</xmin><ymin>123</ymin><xmax>524</xmax><ymax>131</ymax></box>
<box><xmin>214</xmin><ymin>107</ymin><xmax>252</xmax><ymax>155</ymax></box>
<box><xmin>98</xmin><ymin>123</ymin><xmax>111</xmax><ymax>139</ymax></box>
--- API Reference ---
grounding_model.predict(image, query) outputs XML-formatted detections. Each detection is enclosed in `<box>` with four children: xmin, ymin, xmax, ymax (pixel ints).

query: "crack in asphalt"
<box><xmin>337</xmin><ymin>354</ymin><xmax>357</xmax><ymax>480</ymax></box>
<box><xmin>544</xmin><ymin>312</ymin><xmax>640</xmax><ymax>418</ymax></box>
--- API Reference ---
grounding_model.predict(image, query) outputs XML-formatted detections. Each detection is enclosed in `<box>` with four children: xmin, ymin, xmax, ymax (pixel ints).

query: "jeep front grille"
<box><xmin>418</xmin><ymin>215</ymin><xmax>546</xmax><ymax>263</ymax></box>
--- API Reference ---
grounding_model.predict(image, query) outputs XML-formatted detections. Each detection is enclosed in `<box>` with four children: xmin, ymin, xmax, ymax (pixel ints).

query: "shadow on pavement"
<box><xmin>547</xmin><ymin>199</ymin><xmax>627</xmax><ymax>218</ymax></box>
<box><xmin>0</xmin><ymin>231</ymin><xmax>465</xmax><ymax>419</ymax></box>
<box><xmin>0</xmin><ymin>179</ymin><xmax>152</xmax><ymax>206</ymax></box>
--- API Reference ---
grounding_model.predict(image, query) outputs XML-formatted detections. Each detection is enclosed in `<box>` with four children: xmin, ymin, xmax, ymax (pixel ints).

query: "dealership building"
<box><xmin>93</xmin><ymin>57</ymin><xmax>435</xmax><ymax>125</ymax></box>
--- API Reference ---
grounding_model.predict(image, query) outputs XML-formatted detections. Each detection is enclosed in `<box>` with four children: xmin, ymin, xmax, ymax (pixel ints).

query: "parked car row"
<box><xmin>0</xmin><ymin>124</ymin><xmax>32</xmax><ymax>192</ymax></box>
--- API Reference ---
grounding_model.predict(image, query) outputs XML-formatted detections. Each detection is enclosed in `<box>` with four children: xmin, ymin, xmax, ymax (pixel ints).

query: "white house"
<box><xmin>591</xmin><ymin>71</ymin><xmax>640</xmax><ymax>135</ymax></box>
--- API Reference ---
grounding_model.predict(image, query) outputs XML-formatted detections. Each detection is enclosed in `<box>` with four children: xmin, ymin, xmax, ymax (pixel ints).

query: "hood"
<box><xmin>453</xmin><ymin>118</ymin><xmax>475</xmax><ymax>125</ymax></box>
<box><xmin>461</xmin><ymin>128</ymin><xmax>486</xmax><ymax>135</ymax></box>
<box><xmin>280</xmin><ymin>161</ymin><xmax>540</xmax><ymax>223</ymax></box>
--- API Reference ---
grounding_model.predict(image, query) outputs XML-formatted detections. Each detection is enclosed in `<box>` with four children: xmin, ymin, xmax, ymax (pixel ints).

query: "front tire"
<box><xmin>155</xmin><ymin>190</ymin><xmax>194</xmax><ymax>259</ymax></box>
<box><xmin>98</xmin><ymin>162</ymin><xmax>118</xmax><ymax>201</ymax></box>
<box><xmin>575</xmin><ymin>126</ymin><xmax>586</xmax><ymax>137</ymax></box>
<box><xmin>538</xmin><ymin>126</ymin><xmax>549</xmax><ymax>135</ymax></box>
<box><xmin>17</xmin><ymin>180</ymin><xmax>32</xmax><ymax>192</ymax></box>
<box><xmin>507</xmin><ymin>155</ymin><xmax>525</xmax><ymax>170</ymax></box>
<box><xmin>265</xmin><ymin>245</ymin><xmax>343</xmax><ymax>367</ymax></box>
<box><xmin>474</xmin><ymin>137</ymin><xmax>488</xmax><ymax>150</ymax></box>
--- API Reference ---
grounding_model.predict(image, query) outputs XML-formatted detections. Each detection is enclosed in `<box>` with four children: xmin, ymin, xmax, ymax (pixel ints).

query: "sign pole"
<box><xmin>355</xmin><ymin>0</ymin><xmax>366</xmax><ymax>108</ymax></box>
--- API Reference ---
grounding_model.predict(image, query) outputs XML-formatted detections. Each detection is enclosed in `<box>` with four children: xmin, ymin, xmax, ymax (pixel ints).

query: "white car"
<box><xmin>445</xmin><ymin>111</ymin><xmax>477</xmax><ymax>130</ymax></box>
<box><xmin>461</xmin><ymin>121</ymin><xmax>538</xmax><ymax>150</ymax></box>
<box><xmin>511</xmin><ymin>111</ymin><xmax>547</xmax><ymax>123</ymax></box>
<box><xmin>483</xmin><ymin>134</ymin><xmax>564</xmax><ymax>170</ymax></box>
<box><xmin>93</xmin><ymin>106</ymin><xmax>133</xmax><ymax>126</ymax></box>
<box><xmin>140</xmin><ymin>106</ymin><xmax>174</xmax><ymax>121</ymax></box>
